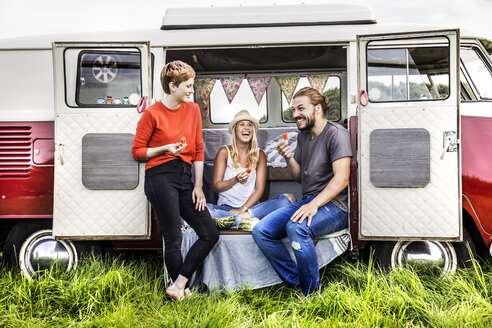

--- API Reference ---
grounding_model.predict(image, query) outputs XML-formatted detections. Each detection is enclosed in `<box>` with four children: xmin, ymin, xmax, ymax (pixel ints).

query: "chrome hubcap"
<box><xmin>19</xmin><ymin>229</ymin><xmax>78</xmax><ymax>279</ymax></box>
<box><xmin>391</xmin><ymin>240</ymin><xmax>457</xmax><ymax>273</ymax></box>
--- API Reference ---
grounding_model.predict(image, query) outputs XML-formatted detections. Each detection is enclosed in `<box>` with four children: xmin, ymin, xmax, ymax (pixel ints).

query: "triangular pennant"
<box><xmin>194</xmin><ymin>78</ymin><xmax>216</xmax><ymax>118</ymax></box>
<box><xmin>247</xmin><ymin>75</ymin><xmax>272</xmax><ymax>105</ymax></box>
<box><xmin>306</xmin><ymin>74</ymin><xmax>329</xmax><ymax>94</ymax></box>
<box><xmin>219</xmin><ymin>76</ymin><xmax>243</xmax><ymax>104</ymax></box>
<box><xmin>275</xmin><ymin>75</ymin><xmax>300</xmax><ymax>104</ymax></box>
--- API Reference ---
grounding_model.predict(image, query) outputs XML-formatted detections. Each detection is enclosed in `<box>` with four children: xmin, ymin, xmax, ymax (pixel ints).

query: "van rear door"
<box><xmin>52</xmin><ymin>42</ymin><xmax>151</xmax><ymax>239</ymax></box>
<box><xmin>357</xmin><ymin>30</ymin><xmax>461</xmax><ymax>240</ymax></box>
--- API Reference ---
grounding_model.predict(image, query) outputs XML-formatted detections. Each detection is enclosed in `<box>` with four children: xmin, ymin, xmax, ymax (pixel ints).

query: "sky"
<box><xmin>0</xmin><ymin>0</ymin><xmax>491</xmax><ymax>40</ymax></box>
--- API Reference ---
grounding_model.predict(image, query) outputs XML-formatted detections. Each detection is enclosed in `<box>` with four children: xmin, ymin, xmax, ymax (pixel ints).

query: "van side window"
<box><xmin>460</xmin><ymin>69</ymin><xmax>478</xmax><ymax>101</ymax></box>
<box><xmin>282</xmin><ymin>75</ymin><xmax>341</xmax><ymax>122</ymax></box>
<box><xmin>75</xmin><ymin>51</ymin><xmax>152</xmax><ymax>107</ymax></box>
<box><xmin>461</xmin><ymin>47</ymin><xmax>492</xmax><ymax>100</ymax></box>
<box><xmin>366</xmin><ymin>39</ymin><xmax>450</xmax><ymax>102</ymax></box>
<box><xmin>207</xmin><ymin>77</ymin><xmax>268</xmax><ymax>124</ymax></box>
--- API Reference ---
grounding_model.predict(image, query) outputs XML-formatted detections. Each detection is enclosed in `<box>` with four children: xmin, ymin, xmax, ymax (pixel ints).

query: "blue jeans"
<box><xmin>207</xmin><ymin>194</ymin><xmax>292</xmax><ymax>228</ymax></box>
<box><xmin>252</xmin><ymin>195</ymin><xmax>348</xmax><ymax>295</ymax></box>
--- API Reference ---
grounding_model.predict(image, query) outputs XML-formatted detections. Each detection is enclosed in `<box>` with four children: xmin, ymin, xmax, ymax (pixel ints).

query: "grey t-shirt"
<box><xmin>293</xmin><ymin>121</ymin><xmax>353</xmax><ymax>212</ymax></box>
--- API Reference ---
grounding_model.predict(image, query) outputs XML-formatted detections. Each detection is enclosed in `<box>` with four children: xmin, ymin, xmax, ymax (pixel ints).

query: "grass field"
<box><xmin>0</xmin><ymin>254</ymin><xmax>491</xmax><ymax>327</ymax></box>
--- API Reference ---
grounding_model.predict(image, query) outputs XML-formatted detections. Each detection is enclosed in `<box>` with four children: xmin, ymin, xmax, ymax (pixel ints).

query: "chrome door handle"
<box><xmin>57</xmin><ymin>143</ymin><xmax>65</xmax><ymax>165</ymax></box>
<box><xmin>440</xmin><ymin>131</ymin><xmax>458</xmax><ymax>160</ymax></box>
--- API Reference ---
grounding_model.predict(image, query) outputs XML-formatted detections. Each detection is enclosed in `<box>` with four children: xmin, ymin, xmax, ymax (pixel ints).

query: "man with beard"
<box><xmin>252</xmin><ymin>87</ymin><xmax>352</xmax><ymax>296</ymax></box>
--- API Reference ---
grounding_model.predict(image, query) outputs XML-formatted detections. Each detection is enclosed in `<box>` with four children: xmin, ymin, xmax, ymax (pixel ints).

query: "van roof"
<box><xmin>161</xmin><ymin>4</ymin><xmax>376</xmax><ymax>30</ymax></box>
<box><xmin>0</xmin><ymin>3</ymin><xmax>487</xmax><ymax>51</ymax></box>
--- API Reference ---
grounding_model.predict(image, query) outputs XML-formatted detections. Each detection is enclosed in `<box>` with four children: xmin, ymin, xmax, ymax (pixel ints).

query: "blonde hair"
<box><xmin>160</xmin><ymin>60</ymin><xmax>196</xmax><ymax>94</ymax></box>
<box><xmin>229</xmin><ymin>126</ymin><xmax>259</xmax><ymax>170</ymax></box>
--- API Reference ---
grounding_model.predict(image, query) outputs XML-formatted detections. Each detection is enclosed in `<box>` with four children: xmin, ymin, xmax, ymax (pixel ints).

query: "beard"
<box><xmin>296</xmin><ymin>112</ymin><xmax>316</xmax><ymax>131</ymax></box>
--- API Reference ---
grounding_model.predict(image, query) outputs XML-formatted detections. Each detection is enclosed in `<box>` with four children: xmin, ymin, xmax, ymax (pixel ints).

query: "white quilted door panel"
<box><xmin>52</xmin><ymin>42</ymin><xmax>151</xmax><ymax>238</ymax></box>
<box><xmin>359</xmin><ymin>107</ymin><xmax>460</xmax><ymax>238</ymax></box>
<box><xmin>357</xmin><ymin>31</ymin><xmax>462</xmax><ymax>240</ymax></box>
<box><xmin>54</xmin><ymin>113</ymin><xmax>148</xmax><ymax>237</ymax></box>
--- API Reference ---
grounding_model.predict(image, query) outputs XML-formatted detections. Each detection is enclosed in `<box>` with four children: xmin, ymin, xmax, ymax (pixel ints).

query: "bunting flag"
<box><xmin>247</xmin><ymin>75</ymin><xmax>272</xmax><ymax>105</ymax></box>
<box><xmin>219</xmin><ymin>76</ymin><xmax>243</xmax><ymax>104</ymax></box>
<box><xmin>275</xmin><ymin>75</ymin><xmax>300</xmax><ymax>104</ymax></box>
<box><xmin>306</xmin><ymin>74</ymin><xmax>329</xmax><ymax>94</ymax></box>
<box><xmin>194</xmin><ymin>78</ymin><xmax>216</xmax><ymax>118</ymax></box>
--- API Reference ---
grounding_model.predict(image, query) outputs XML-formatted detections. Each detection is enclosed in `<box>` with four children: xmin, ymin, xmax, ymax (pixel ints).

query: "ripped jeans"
<box><xmin>252</xmin><ymin>195</ymin><xmax>347</xmax><ymax>295</ymax></box>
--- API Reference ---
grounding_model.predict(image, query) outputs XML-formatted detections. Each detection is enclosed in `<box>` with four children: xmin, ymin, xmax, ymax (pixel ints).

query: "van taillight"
<box><xmin>0</xmin><ymin>126</ymin><xmax>32</xmax><ymax>178</ymax></box>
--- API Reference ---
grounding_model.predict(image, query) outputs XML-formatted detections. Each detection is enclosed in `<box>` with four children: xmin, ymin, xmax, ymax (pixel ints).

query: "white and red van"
<box><xmin>1</xmin><ymin>4</ymin><xmax>491</xmax><ymax>277</ymax></box>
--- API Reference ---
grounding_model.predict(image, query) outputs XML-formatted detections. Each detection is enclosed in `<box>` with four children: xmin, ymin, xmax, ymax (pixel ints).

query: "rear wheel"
<box><xmin>370</xmin><ymin>229</ymin><xmax>476</xmax><ymax>273</ymax></box>
<box><xmin>3</xmin><ymin>220</ymin><xmax>78</xmax><ymax>278</ymax></box>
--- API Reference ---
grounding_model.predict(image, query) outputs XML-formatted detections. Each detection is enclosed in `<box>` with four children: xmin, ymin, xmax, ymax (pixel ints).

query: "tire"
<box><xmin>369</xmin><ymin>228</ymin><xmax>477</xmax><ymax>273</ymax></box>
<box><xmin>369</xmin><ymin>241</ymin><xmax>395</xmax><ymax>269</ymax></box>
<box><xmin>3</xmin><ymin>220</ymin><xmax>51</xmax><ymax>267</ymax></box>
<box><xmin>3</xmin><ymin>220</ymin><xmax>78</xmax><ymax>278</ymax></box>
<box><xmin>74</xmin><ymin>241</ymin><xmax>103</xmax><ymax>258</ymax></box>
<box><xmin>452</xmin><ymin>229</ymin><xmax>477</xmax><ymax>268</ymax></box>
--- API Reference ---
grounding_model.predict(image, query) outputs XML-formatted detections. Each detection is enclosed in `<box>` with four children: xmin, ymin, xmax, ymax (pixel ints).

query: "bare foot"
<box><xmin>184</xmin><ymin>288</ymin><xmax>192</xmax><ymax>298</ymax></box>
<box><xmin>166</xmin><ymin>285</ymin><xmax>184</xmax><ymax>301</ymax></box>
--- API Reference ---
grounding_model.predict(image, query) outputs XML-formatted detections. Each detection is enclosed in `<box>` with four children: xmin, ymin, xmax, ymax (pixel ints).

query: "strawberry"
<box><xmin>282</xmin><ymin>132</ymin><xmax>288</xmax><ymax>142</ymax></box>
<box><xmin>178</xmin><ymin>136</ymin><xmax>187</xmax><ymax>147</ymax></box>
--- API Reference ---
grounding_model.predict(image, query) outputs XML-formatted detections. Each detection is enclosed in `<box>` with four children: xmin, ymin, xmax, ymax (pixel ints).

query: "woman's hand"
<box><xmin>235</xmin><ymin>171</ymin><xmax>250</xmax><ymax>184</ymax></box>
<box><xmin>238</xmin><ymin>211</ymin><xmax>250</xmax><ymax>219</ymax></box>
<box><xmin>230</xmin><ymin>208</ymin><xmax>250</xmax><ymax>219</ymax></box>
<box><xmin>167</xmin><ymin>142</ymin><xmax>186</xmax><ymax>156</ymax></box>
<box><xmin>146</xmin><ymin>142</ymin><xmax>186</xmax><ymax>159</ymax></box>
<box><xmin>192</xmin><ymin>186</ymin><xmax>206</xmax><ymax>211</ymax></box>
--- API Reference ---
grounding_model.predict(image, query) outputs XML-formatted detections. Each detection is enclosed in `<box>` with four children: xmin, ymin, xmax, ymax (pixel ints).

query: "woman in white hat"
<box><xmin>208</xmin><ymin>110</ymin><xmax>294</xmax><ymax>228</ymax></box>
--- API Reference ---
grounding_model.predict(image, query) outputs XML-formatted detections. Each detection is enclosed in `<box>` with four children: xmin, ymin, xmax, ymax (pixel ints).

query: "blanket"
<box><xmin>178</xmin><ymin>227</ymin><xmax>350</xmax><ymax>291</ymax></box>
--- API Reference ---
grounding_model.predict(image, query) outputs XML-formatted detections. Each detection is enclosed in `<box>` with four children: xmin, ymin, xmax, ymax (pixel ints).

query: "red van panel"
<box><xmin>461</xmin><ymin>116</ymin><xmax>492</xmax><ymax>239</ymax></box>
<box><xmin>0</xmin><ymin>122</ymin><xmax>54</xmax><ymax>218</ymax></box>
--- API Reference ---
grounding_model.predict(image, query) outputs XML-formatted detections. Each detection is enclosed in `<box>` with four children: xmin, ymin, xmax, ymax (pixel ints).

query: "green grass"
<box><xmin>0</xmin><ymin>254</ymin><xmax>491</xmax><ymax>327</ymax></box>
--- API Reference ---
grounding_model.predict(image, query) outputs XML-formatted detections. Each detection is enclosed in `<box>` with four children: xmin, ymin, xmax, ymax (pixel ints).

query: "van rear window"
<box><xmin>366</xmin><ymin>40</ymin><xmax>450</xmax><ymax>102</ymax></box>
<box><xmin>206</xmin><ymin>77</ymin><xmax>268</xmax><ymax>124</ymax></box>
<box><xmin>76</xmin><ymin>51</ymin><xmax>144</xmax><ymax>107</ymax></box>
<box><xmin>282</xmin><ymin>75</ymin><xmax>341</xmax><ymax>122</ymax></box>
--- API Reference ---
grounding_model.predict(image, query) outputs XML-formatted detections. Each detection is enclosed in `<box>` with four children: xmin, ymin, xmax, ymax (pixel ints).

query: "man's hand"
<box><xmin>277</xmin><ymin>140</ymin><xmax>293</xmax><ymax>160</ymax></box>
<box><xmin>192</xmin><ymin>186</ymin><xmax>206</xmax><ymax>211</ymax></box>
<box><xmin>277</xmin><ymin>139</ymin><xmax>301</xmax><ymax>182</ymax></box>
<box><xmin>290</xmin><ymin>201</ymin><xmax>319</xmax><ymax>226</ymax></box>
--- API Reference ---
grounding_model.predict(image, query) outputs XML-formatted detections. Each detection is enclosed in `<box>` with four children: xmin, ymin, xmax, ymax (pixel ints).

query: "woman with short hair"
<box><xmin>132</xmin><ymin>60</ymin><xmax>219</xmax><ymax>300</ymax></box>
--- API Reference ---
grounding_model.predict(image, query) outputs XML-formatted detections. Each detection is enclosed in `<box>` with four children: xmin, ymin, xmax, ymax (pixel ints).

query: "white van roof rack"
<box><xmin>161</xmin><ymin>4</ymin><xmax>376</xmax><ymax>30</ymax></box>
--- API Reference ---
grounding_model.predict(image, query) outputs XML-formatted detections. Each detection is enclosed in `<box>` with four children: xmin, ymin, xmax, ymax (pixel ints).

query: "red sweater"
<box><xmin>132</xmin><ymin>101</ymin><xmax>205</xmax><ymax>170</ymax></box>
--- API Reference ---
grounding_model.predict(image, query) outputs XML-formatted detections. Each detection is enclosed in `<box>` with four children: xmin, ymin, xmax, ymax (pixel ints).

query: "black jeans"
<box><xmin>145</xmin><ymin>159</ymin><xmax>219</xmax><ymax>281</ymax></box>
